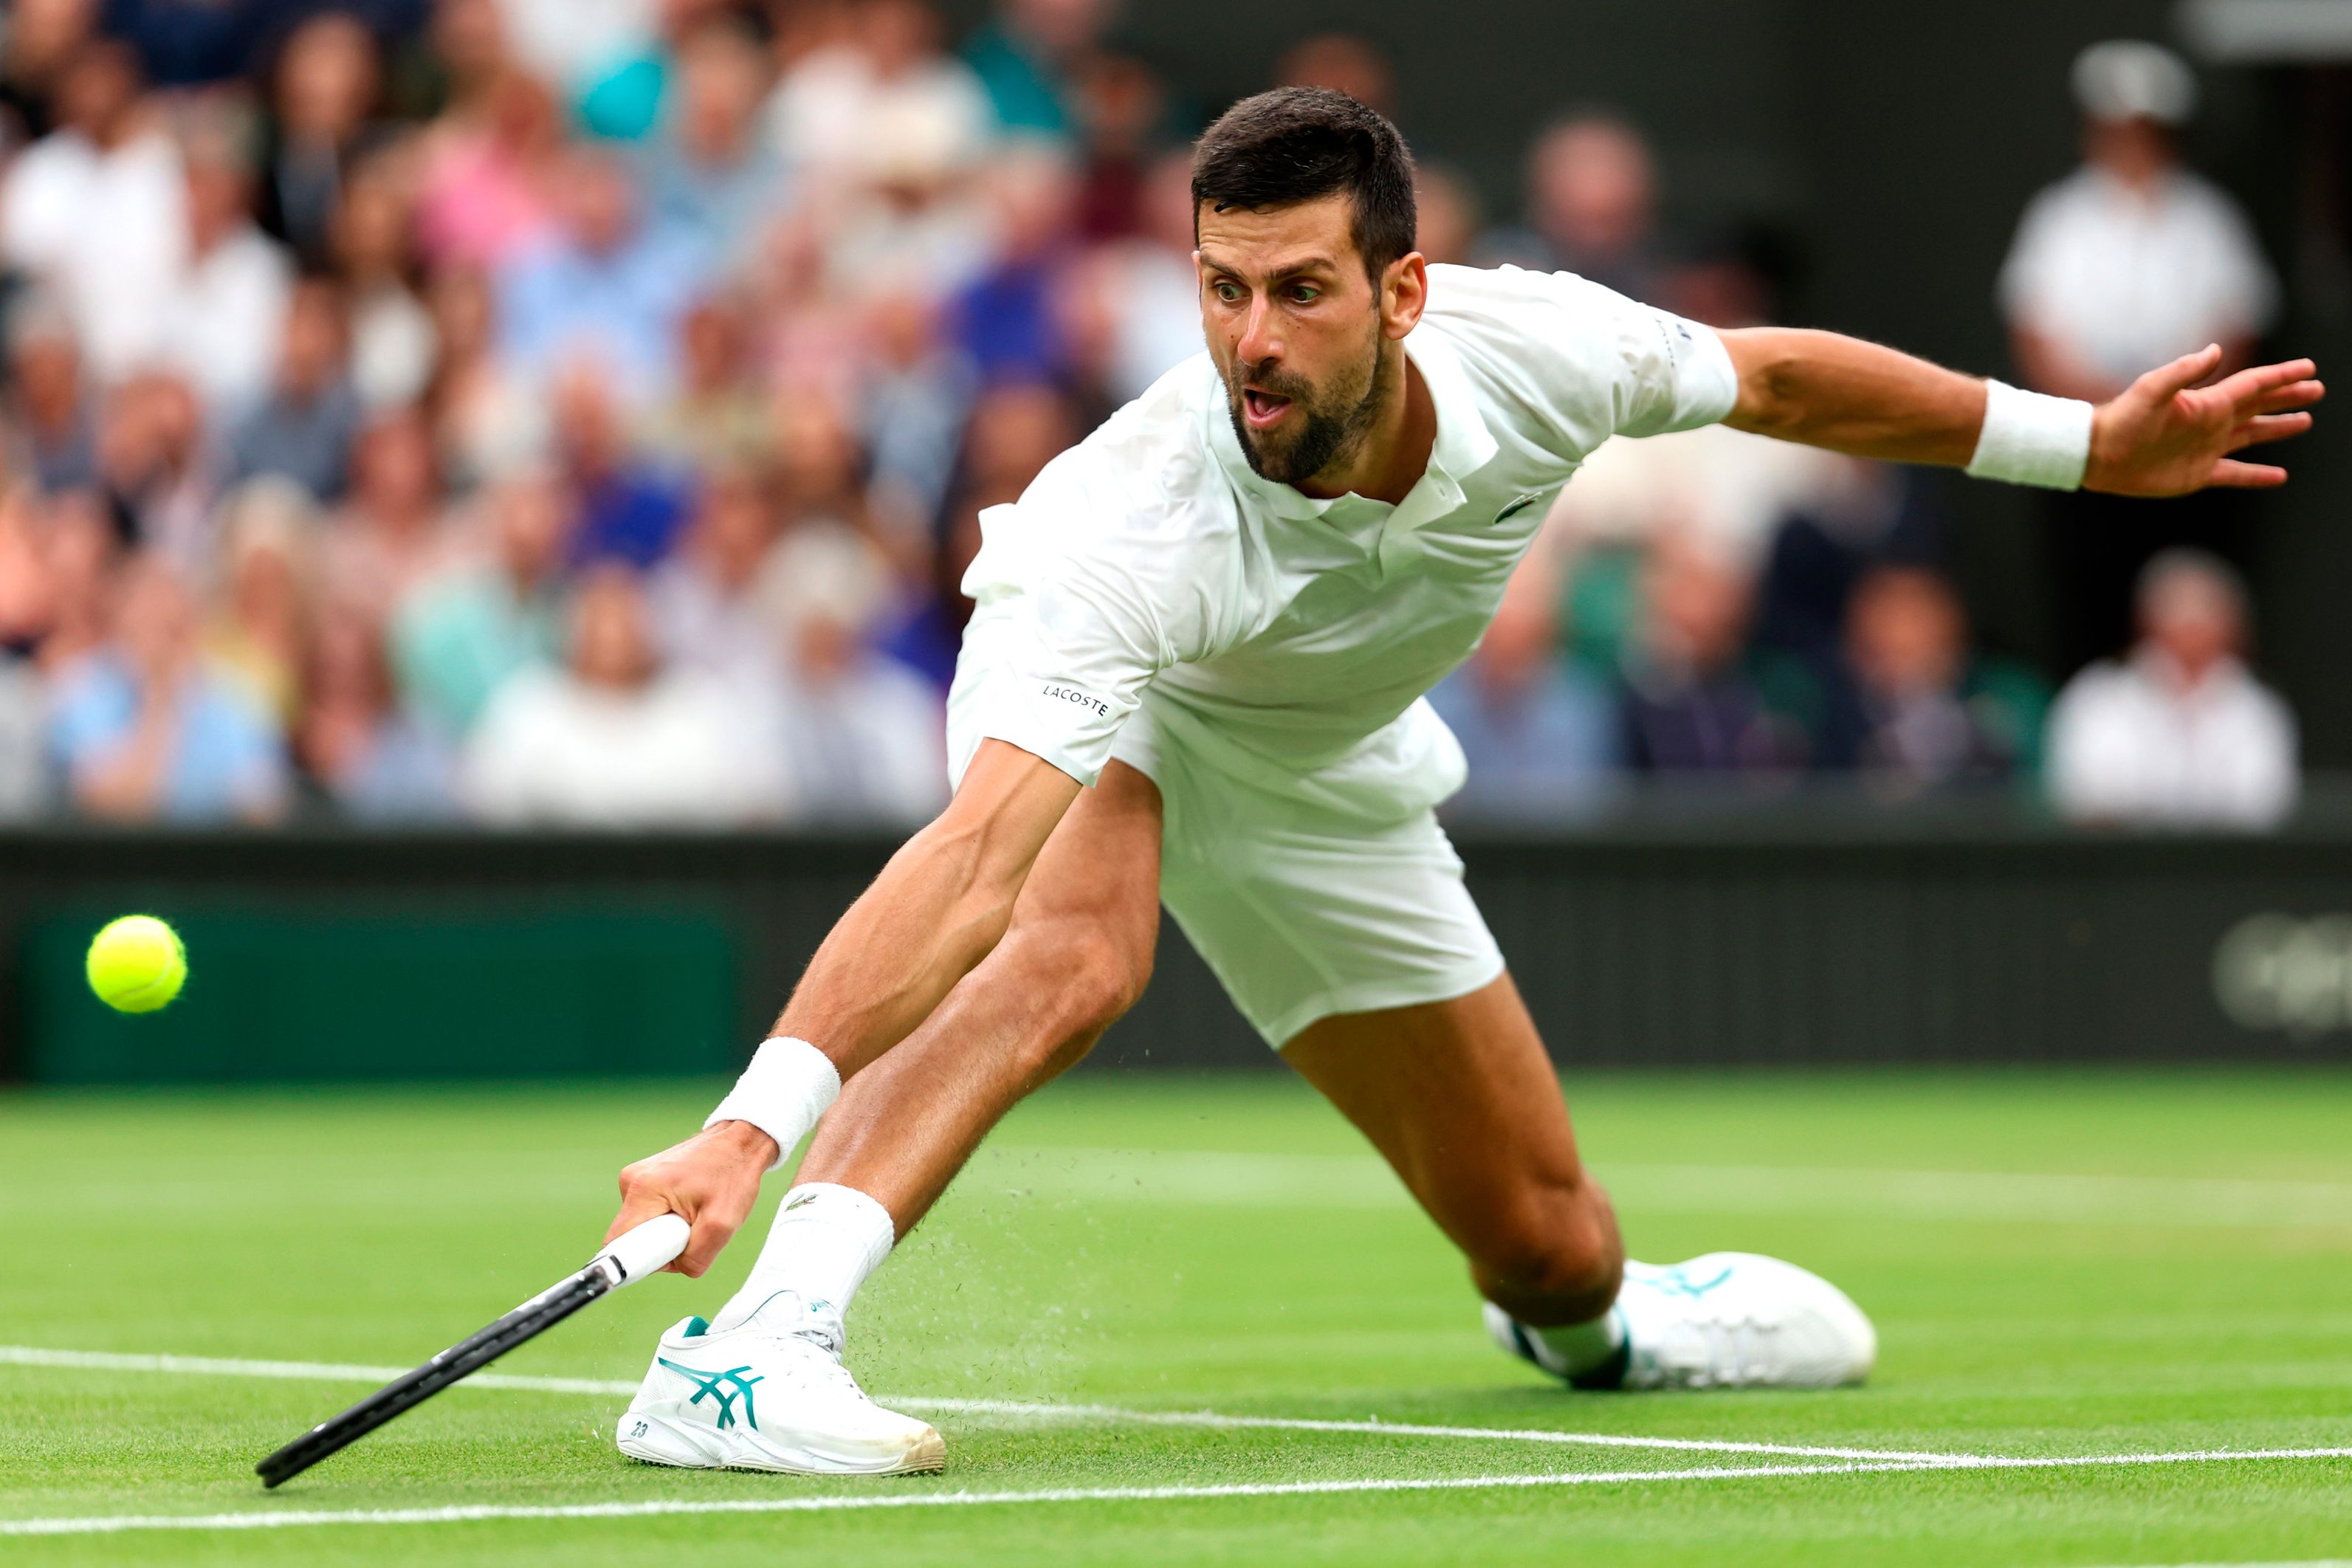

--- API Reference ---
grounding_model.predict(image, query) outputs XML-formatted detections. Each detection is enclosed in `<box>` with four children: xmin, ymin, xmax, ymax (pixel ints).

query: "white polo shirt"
<box><xmin>955</xmin><ymin>262</ymin><xmax>1738</xmax><ymax>816</ymax></box>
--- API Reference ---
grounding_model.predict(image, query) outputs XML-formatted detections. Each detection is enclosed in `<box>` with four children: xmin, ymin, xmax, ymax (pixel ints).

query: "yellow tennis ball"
<box><xmin>86</xmin><ymin>915</ymin><xmax>187</xmax><ymax>1014</ymax></box>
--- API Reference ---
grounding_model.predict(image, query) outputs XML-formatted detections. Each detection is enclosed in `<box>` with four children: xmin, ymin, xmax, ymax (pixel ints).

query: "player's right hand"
<box><xmin>605</xmin><ymin>1119</ymin><xmax>780</xmax><ymax>1277</ymax></box>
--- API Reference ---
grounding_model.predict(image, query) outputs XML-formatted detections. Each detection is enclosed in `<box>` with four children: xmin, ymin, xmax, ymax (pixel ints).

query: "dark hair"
<box><xmin>1191</xmin><ymin>87</ymin><xmax>1417</xmax><ymax>281</ymax></box>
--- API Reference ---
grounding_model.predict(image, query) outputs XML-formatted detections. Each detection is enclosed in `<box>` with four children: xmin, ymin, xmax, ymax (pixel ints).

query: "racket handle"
<box><xmin>594</xmin><ymin>1213</ymin><xmax>692</xmax><ymax>1286</ymax></box>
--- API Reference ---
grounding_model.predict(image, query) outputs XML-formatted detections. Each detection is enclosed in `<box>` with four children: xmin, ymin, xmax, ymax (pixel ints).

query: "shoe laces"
<box><xmin>1627</xmin><ymin>1270</ymin><xmax>1781</xmax><ymax>1388</ymax></box>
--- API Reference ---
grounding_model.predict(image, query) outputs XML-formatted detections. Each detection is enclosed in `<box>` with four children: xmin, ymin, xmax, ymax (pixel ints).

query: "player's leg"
<box><xmin>1283</xmin><ymin>974</ymin><xmax>1875</xmax><ymax>1391</ymax></box>
<box><xmin>1282</xmin><ymin>972</ymin><xmax>1623</xmax><ymax>1332</ymax></box>
<box><xmin>618</xmin><ymin>763</ymin><xmax>1165</xmax><ymax>1475</ymax></box>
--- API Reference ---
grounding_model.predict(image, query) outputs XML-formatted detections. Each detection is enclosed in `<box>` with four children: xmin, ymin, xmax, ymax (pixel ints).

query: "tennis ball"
<box><xmin>86</xmin><ymin>915</ymin><xmax>187</xmax><ymax>1014</ymax></box>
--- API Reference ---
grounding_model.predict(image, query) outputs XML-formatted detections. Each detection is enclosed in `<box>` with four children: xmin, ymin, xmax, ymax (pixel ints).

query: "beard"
<box><xmin>1222</xmin><ymin>328</ymin><xmax>1391</xmax><ymax>488</ymax></box>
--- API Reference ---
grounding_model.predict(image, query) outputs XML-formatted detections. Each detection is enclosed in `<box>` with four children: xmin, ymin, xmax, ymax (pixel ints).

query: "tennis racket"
<box><xmin>255</xmin><ymin>1213</ymin><xmax>691</xmax><ymax>1488</ymax></box>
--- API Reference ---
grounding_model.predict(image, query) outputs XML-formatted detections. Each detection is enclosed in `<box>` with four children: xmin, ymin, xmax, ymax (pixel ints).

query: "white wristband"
<box><xmin>704</xmin><ymin>1036</ymin><xmax>842</xmax><ymax>1170</ymax></box>
<box><xmin>1967</xmin><ymin>379</ymin><xmax>2094</xmax><ymax>491</ymax></box>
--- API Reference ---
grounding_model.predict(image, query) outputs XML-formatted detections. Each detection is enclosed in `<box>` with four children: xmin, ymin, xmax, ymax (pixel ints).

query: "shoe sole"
<box><xmin>618</xmin><ymin>1410</ymin><xmax>947</xmax><ymax>1476</ymax></box>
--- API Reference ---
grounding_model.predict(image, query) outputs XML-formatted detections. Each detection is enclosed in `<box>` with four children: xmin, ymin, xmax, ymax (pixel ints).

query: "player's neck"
<box><xmin>1294</xmin><ymin>355</ymin><xmax>1434</xmax><ymax>507</ymax></box>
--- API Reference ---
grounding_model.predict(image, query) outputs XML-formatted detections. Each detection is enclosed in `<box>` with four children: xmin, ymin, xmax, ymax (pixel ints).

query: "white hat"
<box><xmin>2071</xmin><ymin>39</ymin><xmax>2199</xmax><ymax>126</ymax></box>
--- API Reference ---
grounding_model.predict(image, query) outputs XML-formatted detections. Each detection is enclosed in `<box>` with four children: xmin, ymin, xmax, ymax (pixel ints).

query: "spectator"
<box><xmin>1818</xmin><ymin>565</ymin><xmax>2046</xmax><ymax>790</ymax></box>
<box><xmin>1065</xmin><ymin>148</ymin><xmax>1198</xmax><ymax>408</ymax></box>
<box><xmin>1413</xmin><ymin>160</ymin><xmax>1480</xmax><ymax>267</ymax></box>
<box><xmin>47</xmin><ymin>553</ymin><xmax>290</xmax><ymax>822</ymax></box>
<box><xmin>754</xmin><ymin>389</ymin><xmax>891</xmax><ymax>640</ymax></box>
<box><xmin>768</xmin><ymin>605</ymin><xmax>946</xmax><ymax>825</ymax></box>
<box><xmin>97</xmin><ymin>370</ymin><xmax>216</xmax><ymax>571</ymax></box>
<box><xmin>950</xmin><ymin>142</ymin><xmax>1079</xmax><ymax>385</ymax></box>
<box><xmin>859</xmin><ymin>287</ymin><xmax>977</xmax><ymax>548</ymax></box>
<box><xmin>639</xmin><ymin>16</ymin><xmax>784</xmax><ymax>268</ymax></box>
<box><xmin>413</xmin><ymin>58</ymin><xmax>560</xmax><ymax>270</ymax></box>
<box><xmin>2047</xmin><ymin>549</ymin><xmax>2296</xmax><ymax>830</ymax></box>
<box><xmin>962</xmin><ymin>0</ymin><xmax>1109</xmax><ymax>137</ymax></box>
<box><xmin>0</xmin><ymin>0</ymin><xmax>97</xmax><ymax>144</ymax></box>
<box><xmin>4</xmin><ymin>301</ymin><xmax>99</xmax><ymax>493</ymax></box>
<box><xmin>391</xmin><ymin>467</ymin><xmax>572</xmax><ymax>735</ymax></box>
<box><xmin>463</xmin><ymin>563</ymin><xmax>776</xmax><ymax>825</ymax></box>
<box><xmin>0</xmin><ymin>651</ymin><xmax>44</xmax><ymax>816</ymax></box>
<box><xmin>1618</xmin><ymin>532</ymin><xmax>1805</xmax><ymax>774</ymax></box>
<box><xmin>30</xmin><ymin>491</ymin><xmax>117</xmax><ymax>675</ymax></box>
<box><xmin>320</xmin><ymin>405</ymin><xmax>467</xmax><ymax>621</ymax></box>
<box><xmin>493</xmin><ymin>0</ymin><xmax>656</xmax><ymax>101</ymax></box>
<box><xmin>647</xmin><ymin>464</ymin><xmax>784</xmax><ymax>690</ymax></box>
<box><xmin>331</xmin><ymin>157</ymin><xmax>440</xmax><ymax>410</ymax></box>
<box><xmin>1749</xmin><ymin>458</ymin><xmax>1939</xmax><ymax>668</ymax></box>
<box><xmin>551</xmin><ymin>363</ymin><xmax>692</xmax><ymax>568</ymax></box>
<box><xmin>1429</xmin><ymin>571</ymin><xmax>1617</xmax><ymax>821</ymax></box>
<box><xmin>1275</xmin><ymin>32</ymin><xmax>1395</xmax><ymax>117</ymax></box>
<box><xmin>0</xmin><ymin>38</ymin><xmax>186</xmax><ymax>382</ymax></box>
<box><xmin>257</xmin><ymin>11</ymin><xmax>393</xmax><ymax>267</ymax></box>
<box><xmin>161</xmin><ymin>111</ymin><xmax>295</xmax><ymax>413</ymax></box>
<box><xmin>638</xmin><ymin>293</ymin><xmax>771</xmax><ymax>475</ymax></box>
<box><xmin>1476</xmin><ymin>112</ymin><xmax>1672</xmax><ymax>303</ymax></box>
<box><xmin>295</xmin><ymin>607</ymin><xmax>458</xmax><ymax>819</ymax></box>
<box><xmin>1067</xmin><ymin>51</ymin><xmax>1162</xmax><ymax>241</ymax></box>
<box><xmin>0</xmin><ymin>490</ymin><xmax>51</xmax><ymax>655</ymax></box>
<box><xmin>769</xmin><ymin>0</ymin><xmax>993</xmax><ymax>189</ymax></box>
<box><xmin>574</xmin><ymin>0</ymin><xmax>734</xmax><ymax>143</ymax></box>
<box><xmin>227</xmin><ymin>276</ymin><xmax>365</xmax><ymax>501</ymax></box>
<box><xmin>2001</xmin><ymin>41</ymin><xmax>2277</xmax><ymax>405</ymax></box>
<box><xmin>1998</xmin><ymin>41</ymin><xmax>2282</xmax><ymax>673</ymax></box>
<box><xmin>204</xmin><ymin>479</ymin><xmax>316</xmax><ymax>727</ymax></box>
<box><xmin>494</xmin><ymin>141</ymin><xmax>706</xmax><ymax>399</ymax></box>
<box><xmin>422</xmin><ymin>264</ymin><xmax>549</xmax><ymax>482</ymax></box>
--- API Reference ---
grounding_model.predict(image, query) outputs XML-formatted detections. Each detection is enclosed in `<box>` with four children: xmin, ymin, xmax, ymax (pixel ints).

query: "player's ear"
<box><xmin>1382</xmin><ymin>251</ymin><xmax>1429</xmax><ymax>340</ymax></box>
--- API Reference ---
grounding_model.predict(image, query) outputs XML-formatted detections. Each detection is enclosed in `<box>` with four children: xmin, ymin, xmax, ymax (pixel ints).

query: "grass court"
<box><xmin>3</xmin><ymin>1071</ymin><xmax>2349</xmax><ymax>1566</ymax></box>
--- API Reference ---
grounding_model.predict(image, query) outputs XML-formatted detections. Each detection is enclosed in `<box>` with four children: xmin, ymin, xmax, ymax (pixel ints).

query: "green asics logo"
<box><xmin>656</xmin><ymin>1358</ymin><xmax>766</xmax><ymax>1431</ymax></box>
<box><xmin>1644</xmin><ymin>1265</ymin><xmax>1734</xmax><ymax>1300</ymax></box>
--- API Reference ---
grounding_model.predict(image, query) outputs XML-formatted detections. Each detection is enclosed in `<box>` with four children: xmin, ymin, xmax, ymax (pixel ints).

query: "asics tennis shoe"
<box><xmin>616</xmin><ymin>1298</ymin><xmax>944</xmax><ymax>1475</ymax></box>
<box><xmin>1488</xmin><ymin>1251</ymin><xmax>1876</xmax><ymax>1390</ymax></box>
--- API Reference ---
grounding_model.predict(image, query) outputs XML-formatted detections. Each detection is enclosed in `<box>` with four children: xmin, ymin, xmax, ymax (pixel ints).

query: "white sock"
<box><xmin>1526</xmin><ymin>1307</ymin><xmax>1626</xmax><ymax>1376</ymax></box>
<box><xmin>712</xmin><ymin>1182</ymin><xmax>897</xmax><ymax>1344</ymax></box>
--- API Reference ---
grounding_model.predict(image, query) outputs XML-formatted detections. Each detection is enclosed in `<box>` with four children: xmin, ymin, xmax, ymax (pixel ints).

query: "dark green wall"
<box><xmin>10</xmin><ymin>826</ymin><xmax>2352</xmax><ymax>1082</ymax></box>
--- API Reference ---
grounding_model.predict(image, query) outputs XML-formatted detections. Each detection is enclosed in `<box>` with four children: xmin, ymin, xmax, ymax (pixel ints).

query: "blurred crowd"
<box><xmin>0</xmin><ymin>7</ymin><xmax>2300</xmax><ymax>830</ymax></box>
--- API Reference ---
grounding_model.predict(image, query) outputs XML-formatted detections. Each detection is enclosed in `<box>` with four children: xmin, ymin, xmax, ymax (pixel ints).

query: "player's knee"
<box><xmin>1474</xmin><ymin>1179</ymin><xmax>1623</xmax><ymax>1321</ymax></box>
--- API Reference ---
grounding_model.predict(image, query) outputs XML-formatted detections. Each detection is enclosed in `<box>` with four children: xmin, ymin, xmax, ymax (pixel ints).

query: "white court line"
<box><xmin>6</xmin><ymin>1448</ymin><xmax>2352</xmax><ymax>1538</ymax></box>
<box><xmin>0</xmin><ymin>1346</ymin><xmax>1955</xmax><ymax>1464</ymax></box>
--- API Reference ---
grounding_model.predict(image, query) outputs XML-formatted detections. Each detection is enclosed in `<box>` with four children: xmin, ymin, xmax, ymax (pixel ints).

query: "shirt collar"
<box><xmin>1207</xmin><ymin>317</ymin><xmax>1499</xmax><ymax>526</ymax></box>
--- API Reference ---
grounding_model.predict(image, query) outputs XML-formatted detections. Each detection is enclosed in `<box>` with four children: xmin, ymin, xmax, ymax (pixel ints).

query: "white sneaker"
<box><xmin>615</xmin><ymin>1302</ymin><xmax>945</xmax><ymax>1476</ymax></box>
<box><xmin>1487</xmin><ymin>1251</ymin><xmax>1876</xmax><ymax>1391</ymax></box>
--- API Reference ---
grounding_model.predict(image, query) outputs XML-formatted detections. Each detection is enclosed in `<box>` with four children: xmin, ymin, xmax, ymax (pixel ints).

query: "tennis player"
<box><xmin>603</xmin><ymin>89</ymin><xmax>2321</xmax><ymax>1476</ymax></box>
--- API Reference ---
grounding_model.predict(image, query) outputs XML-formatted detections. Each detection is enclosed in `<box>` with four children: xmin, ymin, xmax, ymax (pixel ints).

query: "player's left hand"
<box><xmin>2085</xmin><ymin>345</ymin><xmax>2322</xmax><ymax>498</ymax></box>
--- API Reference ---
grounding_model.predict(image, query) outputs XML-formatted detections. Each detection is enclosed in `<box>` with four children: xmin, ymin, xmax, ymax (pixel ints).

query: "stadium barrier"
<box><xmin>4</xmin><ymin>822</ymin><xmax>2351</xmax><ymax>1084</ymax></box>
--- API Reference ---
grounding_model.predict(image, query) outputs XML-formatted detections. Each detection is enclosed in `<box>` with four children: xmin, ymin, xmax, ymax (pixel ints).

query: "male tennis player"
<box><xmin>602</xmin><ymin>89</ymin><xmax>2321</xmax><ymax>1475</ymax></box>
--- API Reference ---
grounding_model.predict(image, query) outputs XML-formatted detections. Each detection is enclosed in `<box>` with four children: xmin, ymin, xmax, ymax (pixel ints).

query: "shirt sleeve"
<box><xmin>963</xmin><ymin>538</ymin><xmax>1172</xmax><ymax>788</ymax></box>
<box><xmin>1594</xmin><ymin>286</ymin><xmax>1741</xmax><ymax>439</ymax></box>
<box><xmin>1479</xmin><ymin>267</ymin><xmax>1740</xmax><ymax>454</ymax></box>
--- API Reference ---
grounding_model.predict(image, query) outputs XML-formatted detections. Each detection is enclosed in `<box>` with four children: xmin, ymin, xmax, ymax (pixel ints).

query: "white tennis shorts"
<box><xmin>949</xmin><ymin>673</ymin><xmax>1506</xmax><ymax>1048</ymax></box>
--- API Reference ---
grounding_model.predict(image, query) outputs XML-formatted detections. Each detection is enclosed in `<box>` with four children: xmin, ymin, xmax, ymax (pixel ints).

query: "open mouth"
<box><xmin>1241</xmin><ymin>388</ymin><xmax>1293</xmax><ymax>430</ymax></box>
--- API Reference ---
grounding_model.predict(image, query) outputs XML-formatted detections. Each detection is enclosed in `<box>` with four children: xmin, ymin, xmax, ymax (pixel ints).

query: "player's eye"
<box><xmin>1212</xmin><ymin>281</ymin><xmax>1245</xmax><ymax>304</ymax></box>
<box><xmin>1288</xmin><ymin>285</ymin><xmax>1321</xmax><ymax>304</ymax></box>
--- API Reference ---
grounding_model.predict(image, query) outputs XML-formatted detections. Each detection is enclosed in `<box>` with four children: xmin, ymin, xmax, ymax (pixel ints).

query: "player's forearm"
<box><xmin>774</xmin><ymin>741</ymin><xmax>1081</xmax><ymax>1078</ymax></box>
<box><xmin>1719</xmin><ymin>326</ymin><xmax>1987</xmax><ymax>467</ymax></box>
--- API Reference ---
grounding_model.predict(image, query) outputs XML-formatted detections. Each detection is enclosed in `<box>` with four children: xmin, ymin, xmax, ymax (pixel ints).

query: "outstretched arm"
<box><xmin>605</xmin><ymin>738</ymin><xmax>1082</xmax><ymax>1273</ymax></box>
<box><xmin>1719</xmin><ymin>328</ymin><xmax>2322</xmax><ymax>497</ymax></box>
